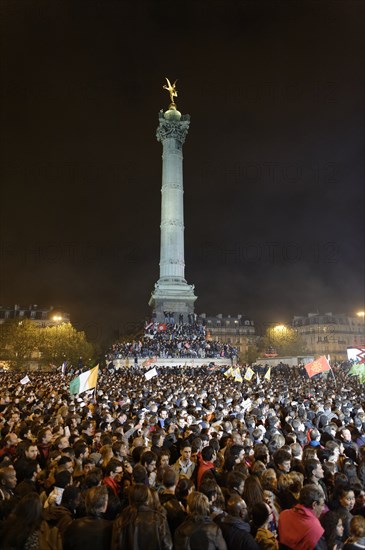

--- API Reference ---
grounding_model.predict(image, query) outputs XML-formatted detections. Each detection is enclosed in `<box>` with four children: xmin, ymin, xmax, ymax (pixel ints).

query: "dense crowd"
<box><xmin>109</xmin><ymin>322</ymin><xmax>238</xmax><ymax>360</ymax></box>
<box><xmin>1</xmin><ymin>363</ymin><xmax>365</xmax><ymax>548</ymax></box>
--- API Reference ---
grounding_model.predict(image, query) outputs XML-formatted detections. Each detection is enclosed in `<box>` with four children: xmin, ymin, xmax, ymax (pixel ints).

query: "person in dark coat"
<box><xmin>159</xmin><ymin>467</ymin><xmax>187</xmax><ymax>536</ymax></box>
<box><xmin>174</xmin><ymin>491</ymin><xmax>227</xmax><ymax>550</ymax></box>
<box><xmin>112</xmin><ymin>483</ymin><xmax>172</xmax><ymax>550</ymax></box>
<box><xmin>63</xmin><ymin>485</ymin><xmax>112</xmax><ymax>550</ymax></box>
<box><xmin>14</xmin><ymin>460</ymin><xmax>40</xmax><ymax>499</ymax></box>
<box><xmin>218</xmin><ymin>494</ymin><xmax>259</xmax><ymax>550</ymax></box>
<box><xmin>44</xmin><ymin>485</ymin><xmax>81</xmax><ymax>540</ymax></box>
<box><xmin>0</xmin><ymin>492</ymin><xmax>62</xmax><ymax>550</ymax></box>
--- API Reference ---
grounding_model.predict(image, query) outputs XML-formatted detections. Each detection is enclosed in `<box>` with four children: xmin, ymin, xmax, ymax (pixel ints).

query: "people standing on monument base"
<box><xmin>110</xmin><ymin>320</ymin><xmax>238</xmax><ymax>360</ymax></box>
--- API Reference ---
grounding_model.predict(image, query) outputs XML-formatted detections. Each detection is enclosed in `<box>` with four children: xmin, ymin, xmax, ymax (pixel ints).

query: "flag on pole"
<box><xmin>234</xmin><ymin>368</ymin><xmax>243</xmax><ymax>382</ymax></box>
<box><xmin>70</xmin><ymin>365</ymin><xmax>99</xmax><ymax>395</ymax></box>
<box><xmin>20</xmin><ymin>375</ymin><xmax>30</xmax><ymax>385</ymax></box>
<box><xmin>304</xmin><ymin>356</ymin><xmax>331</xmax><ymax>378</ymax></box>
<box><xmin>145</xmin><ymin>367</ymin><xmax>158</xmax><ymax>380</ymax></box>
<box><xmin>244</xmin><ymin>367</ymin><xmax>254</xmax><ymax>381</ymax></box>
<box><xmin>264</xmin><ymin>367</ymin><xmax>271</xmax><ymax>381</ymax></box>
<box><xmin>349</xmin><ymin>363</ymin><xmax>365</xmax><ymax>383</ymax></box>
<box><xmin>157</xmin><ymin>323</ymin><xmax>167</xmax><ymax>332</ymax></box>
<box><xmin>235</xmin><ymin>373</ymin><xmax>243</xmax><ymax>383</ymax></box>
<box><xmin>224</xmin><ymin>367</ymin><xmax>234</xmax><ymax>378</ymax></box>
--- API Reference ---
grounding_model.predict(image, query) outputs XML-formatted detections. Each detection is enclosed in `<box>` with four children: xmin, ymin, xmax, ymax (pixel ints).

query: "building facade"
<box><xmin>293</xmin><ymin>312</ymin><xmax>365</xmax><ymax>362</ymax></box>
<box><xmin>0</xmin><ymin>305</ymin><xmax>70</xmax><ymax>327</ymax></box>
<box><xmin>199</xmin><ymin>313</ymin><xmax>257</xmax><ymax>359</ymax></box>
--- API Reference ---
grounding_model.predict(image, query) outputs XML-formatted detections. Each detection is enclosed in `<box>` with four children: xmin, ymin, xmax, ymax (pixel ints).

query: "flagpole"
<box><xmin>91</xmin><ymin>364</ymin><xmax>99</xmax><ymax>403</ymax></box>
<box><xmin>330</xmin><ymin>367</ymin><xmax>337</xmax><ymax>386</ymax></box>
<box><xmin>327</xmin><ymin>355</ymin><xmax>336</xmax><ymax>386</ymax></box>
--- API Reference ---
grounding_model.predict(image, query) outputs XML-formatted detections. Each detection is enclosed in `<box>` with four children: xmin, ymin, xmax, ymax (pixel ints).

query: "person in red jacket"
<box><xmin>279</xmin><ymin>484</ymin><xmax>326</xmax><ymax>550</ymax></box>
<box><xmin>197</xmin><ymin>446</ymin><xmax>217</xmax><ymax>489</ymax></box>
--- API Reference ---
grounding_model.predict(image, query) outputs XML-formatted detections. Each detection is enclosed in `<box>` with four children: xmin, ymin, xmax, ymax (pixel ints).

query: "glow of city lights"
<box><xmin>52</xmin><ymin>315</ymin><xmax>63</xmax><ymax>322</ymax></box>
<box><xmin>274</xmin><ymin>324</ymin><xmax>287</xmax><ymax>332</ymax></box>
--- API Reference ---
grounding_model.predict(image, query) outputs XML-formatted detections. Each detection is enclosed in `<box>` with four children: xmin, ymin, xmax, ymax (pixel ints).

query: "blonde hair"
<box><xmin>349</xmin><ymin>515</ymin><xmax>365</xmax><ymax>540</ymax></box>
<box><xmin>100</xmin><ymin>444</ymin><xmax>113</xmax><ymax>468</ymax></box>
<box><xmin>277</xmin><ymin>473</ymin><xmax>292</xmax><ymax>491</ymax></box>
<box><xmin>187</xmin><ymin>491</ymin><xmax>210</xmax><ymax>518</ymax></box>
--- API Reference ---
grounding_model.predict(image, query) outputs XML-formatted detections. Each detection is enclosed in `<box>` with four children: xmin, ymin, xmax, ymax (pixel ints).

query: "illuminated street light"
<box><xmin>273</xmin><ymin>324</ymin><xmax>287</xmax><ymax>332</ymax></box>
<box><xmin>52</xmin><ymin>315</ymin><xmax>63</xmax><ymax>322</ymax></box>
<box><xmin>357</xmin><ymin>312</ymin><xmax>365</xmax><ymax>318</ymax></box>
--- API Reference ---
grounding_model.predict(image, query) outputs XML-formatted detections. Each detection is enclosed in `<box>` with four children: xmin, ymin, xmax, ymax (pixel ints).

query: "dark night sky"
<box><xmin>0</xmin><ymin>0</ymin><xmax>364</xmax><ymax>344</ymax></box>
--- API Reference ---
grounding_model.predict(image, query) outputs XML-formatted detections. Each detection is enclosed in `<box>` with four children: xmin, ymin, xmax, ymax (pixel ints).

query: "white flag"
<box><xmin>20</xmin><ymin>375</ymin><xmax>30</xmax><ymax>385</ymax></box>
<box><xmin>145</xmin><ymin>367</ymin><xmax>158</xmax><ymax>380</ymax></box>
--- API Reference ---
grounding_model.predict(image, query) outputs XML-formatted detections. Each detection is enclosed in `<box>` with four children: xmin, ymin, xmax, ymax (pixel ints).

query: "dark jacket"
<box><xmin>0</xmin><ymin>520</ymin><xmax>62</xmax><ymax>550</ymax></box>
<box><xmin>63</xmin><ymin>515</ymin><xmax>113</xmax><ymax>550</ymax></box>
<box><xmin>160</xmin><ymin>492</ymin><xmax>187</xmax><ymax>536</ymax></box>
<box><xmin>218</xmin><ymin>515</ymin><xmax>259</xmax><ymax>550</ymax></box>
<box><xmin>174</xmin><ymin>515</ymin><xmax>227</xmax><ymax>550</ymax></box>
<box><xmin>14</xmin><ymin>478</ymin><xmax>38</xmax><ymax>499</ymax></box>
<box><xmin>112</xmin><ymin>504</ymin><xmax>172</xmax><ymax>550</ymax></box>
<box><xmin>43</xmin><ymin>504</ymin><xmax>75</xmax><ymax>539</ymax></box>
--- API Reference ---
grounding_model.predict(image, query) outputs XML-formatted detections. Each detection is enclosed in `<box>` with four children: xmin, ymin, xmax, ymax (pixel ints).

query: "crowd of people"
<box><xmin>109</xmin><ymin>321</ymin><xmax>238</xmax><ymax>361</ymax></box>
<box><xmin>1</xmin><ymin>362</ymin><xmax>365</xmax><ymax>548</ymax></box>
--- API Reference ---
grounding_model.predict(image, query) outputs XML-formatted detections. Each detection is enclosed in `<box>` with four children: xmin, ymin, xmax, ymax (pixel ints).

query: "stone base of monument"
<box><xmin>149</xmin><ymin>279</ymin><xmax>197</xmax><ymax>323</ymax></box>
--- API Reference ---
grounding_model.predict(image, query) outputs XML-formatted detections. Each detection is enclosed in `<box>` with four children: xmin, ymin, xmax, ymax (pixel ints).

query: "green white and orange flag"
<box><xmin>70</xmin><ymin>365</ymin><xmax>99</xmax><ymax>395</ymax></box>
<box><xmin>244</xmin><ymin>367</ymin><xmax>254</xmax><ymax>381</ymax></box>
<box><xmin>264</xmin><ymin>367</ymin><xmax>271</xmax><ymax>381</ymax></box>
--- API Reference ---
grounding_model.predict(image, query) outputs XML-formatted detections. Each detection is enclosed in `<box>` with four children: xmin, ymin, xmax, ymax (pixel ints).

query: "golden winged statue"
<box><xmin>163</xmin><ymin>77</ymin><xmax>178</xmax><ymax>105</ymax></box>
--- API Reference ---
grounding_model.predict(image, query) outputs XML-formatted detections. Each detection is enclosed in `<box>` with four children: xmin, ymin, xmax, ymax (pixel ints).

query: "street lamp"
<box><xmin>52</xmin><ymin>315</ymin><xmax>63</xmax><ymax>322</ymax></box>
<box><xmin>273</xmin><ymin>324</ymin><xmax>287</xmax><ymax>333</ymax></box>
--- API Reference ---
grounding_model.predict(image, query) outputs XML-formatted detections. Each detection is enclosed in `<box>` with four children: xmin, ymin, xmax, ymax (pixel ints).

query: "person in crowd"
<box><xmin>330</xmin><ymin>484</ymin><xmax>356</xmax><ymax>540</ymax></box>
<box><xmin>44</xmin><ymin>484</ymin><xmax>81</xmax><ymax>539</ymax></box>
<box><xmin>343</xmin><ymin>515</ymin><xmax>365</xmax><ymax>550</ymax></box>
<box><xmin>217</xmin><ymin>493</ymin><xmax>259</xmax><ymax>549</ymax></box>
<box><xmin>0</xmin><ymin>492</ymin><xmax>62</xmax><ymax>549</ymax></box>
<box><xmin>196</xmin><ymin>445</ymin><xmax>217</xmax><ymax>489</ymax></box>
<box><xmin>112</xmin><ymin>483</ymin><xmax>172</xmax><ymax>550</ymax></box>
<box><xmin>320</xmin><ymin>510</ymin><xmax>345</xmax><ymax>550</ymax></box>
<box><xmin>251</xmin><ymin>501</ymin><xmax>278</xmax><ymax>549</ymax></box>
<box><xmin>173</xmin><ymin>441</ymin><xmax>196</xmax><ymax>480</ymax></box>
<box><xmin>174</xmin><ymin>491</ymin><xmax>227</xmax><ymax>550</ymax></box>
<box><xmin>63</xmin><ymin>485</ymin><xmax>113</xmax><ymax>550</ymax></box>
<box><xmin>159</xmin><ymin>467</ymin><xmax>187</xmax><ymax>536</ymax></box>
<box><xmin>278</xmin><ymin>484</ymin><xmax>326</xmax><ymax>549</ymax></box>
<box><xmin>14</xmin><ymin>460</ymin><xmax>40</xmax><ymax>498</ymax></box>
<box><xmin>37</xmin><ymin>427</ymin><xmax>53</xmax><ymax>469</ymax></box>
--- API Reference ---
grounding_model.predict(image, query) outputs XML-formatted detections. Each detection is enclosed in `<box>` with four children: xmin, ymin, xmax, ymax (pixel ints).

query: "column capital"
<box><xmin>156</xmin><ymin>111</ymin><xmax>190</xmax><ymax>144</ymax></box>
